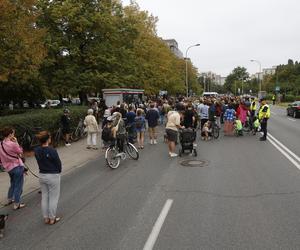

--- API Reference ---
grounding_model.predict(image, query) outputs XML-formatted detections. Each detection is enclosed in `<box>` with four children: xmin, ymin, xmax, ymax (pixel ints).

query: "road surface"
<box><xmin>1</xmin><ymin>109</ymin><xmax>300</xmax><ymax>249</ymax></box>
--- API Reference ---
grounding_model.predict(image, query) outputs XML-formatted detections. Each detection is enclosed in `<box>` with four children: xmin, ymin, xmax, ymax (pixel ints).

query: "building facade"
<box><xmin>163</xmin><ymin>39</ymin><xmax>183</xmax><ymax>58</ymax></box>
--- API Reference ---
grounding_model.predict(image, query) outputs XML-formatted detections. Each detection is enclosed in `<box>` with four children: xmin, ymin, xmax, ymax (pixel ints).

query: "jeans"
<box><xmin>39</xmin><ymin>173</ymin><xmax>61</xmax><ymax>219</ymax></box>
<box><xmin>8</xmin><ymin>166</ymin><xmax>24</xmax><ymax>204</ymax></box>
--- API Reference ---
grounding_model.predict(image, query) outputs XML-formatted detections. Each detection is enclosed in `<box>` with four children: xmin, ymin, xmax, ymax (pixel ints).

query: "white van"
<box><xmin>202</xmin><ymin>92</ymin><xmax>219</xmax><ymax>97</ymax></box>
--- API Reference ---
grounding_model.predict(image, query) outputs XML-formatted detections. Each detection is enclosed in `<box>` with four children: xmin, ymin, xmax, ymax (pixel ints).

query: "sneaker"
<box><xmin>259</xmin><ymin>137</ymin><xmax>267</xmax><ymax>141</ymax></box>
<box><xmin>170</xmin><ymin>153</ymin><xmax>178</xmax><ymax>157</ymax></box>
<box><xmin>65</xmin><ymin>143</ymin><xmax>71</xmax><ymax>146</ymax></box>
<box><xmin>150</xmin><ymin>140</ymin><xmax>153</xmax><ymax>145</ymax></box>
<box><xmin>153</xmin><ymin>140</ymin><xmax>157</xmax><ymax>144</ymax></box>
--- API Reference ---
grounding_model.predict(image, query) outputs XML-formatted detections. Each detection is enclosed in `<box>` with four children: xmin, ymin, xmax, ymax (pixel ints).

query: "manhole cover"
<box><xmin>180</xmin><ymin>160</ymin><xmax>208</xmax><ymax>167</ymax></box>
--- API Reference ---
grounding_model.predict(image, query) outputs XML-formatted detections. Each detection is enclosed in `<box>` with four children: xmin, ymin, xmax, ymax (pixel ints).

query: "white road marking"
<box><xmin>268</xmin><ymin>133</ymin><xmax>300</xmax><ymax>163</ymax></box>
<box><xmin>287</xmin><ymin>118</ymin><xmax>296</xmax><ymax>122</ymax></box>
<box><xmin>143</xmin><ymin>199</ymin><xmax>173</xmax><ymax>250</ymax></box>
<box><xmin>267</xmin><ymin>137</ymin><xmax>300</xmax><ymax>170</ymax></box>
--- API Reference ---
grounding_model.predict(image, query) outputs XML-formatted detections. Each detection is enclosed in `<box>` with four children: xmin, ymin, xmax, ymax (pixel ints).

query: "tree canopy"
<box><xmin>0</xmin><ymin>0</ymin><xmax>200</xmax><ymax>103</ymax></box>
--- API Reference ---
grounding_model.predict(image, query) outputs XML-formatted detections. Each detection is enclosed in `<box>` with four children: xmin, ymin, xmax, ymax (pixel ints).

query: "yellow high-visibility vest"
<box><xmin>258</xmin><ymin>104</ymin><xmax>270</xmax><ymax>120</ymax></box>
<box><xmin>250</xmin><ymin>101</ymin><xmax>257</xmax><ymax>111</ymax></box>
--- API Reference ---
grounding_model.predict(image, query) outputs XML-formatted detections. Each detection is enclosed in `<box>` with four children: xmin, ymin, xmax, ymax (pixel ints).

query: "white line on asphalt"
<box><xmin>267</xmin><ymin>137</ymin><xmax>300</xmax><ymax>170</ymax></box>
<box><xmin>268</xmin><ymin>133</ymin><xmax>300</xmax><ymax>163</ymax></box>
<box><xmin>287</xmin><ymin>118</ymin><xmax>296</xmax><ymax>122</ymax></box>
<box><xmin>143</xmin><ymin>199</ymin><xmax>174</xmax><ymax>250</ymax></box>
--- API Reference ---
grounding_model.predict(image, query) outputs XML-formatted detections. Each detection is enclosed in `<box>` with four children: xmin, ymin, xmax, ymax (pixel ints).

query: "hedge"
<box><xmin>0</xmin><ymin>106</ymin><xmax>88</xmax><ymax>137</ymax></box>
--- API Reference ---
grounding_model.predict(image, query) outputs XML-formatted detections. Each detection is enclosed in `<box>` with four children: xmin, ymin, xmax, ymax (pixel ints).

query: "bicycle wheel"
<box><xmin>213</xmin><ymin>125</ymin><xmax>220</xmax><ymax>139</ymax></box>
<box><xmin>52</xmin><ymin>129</ymin><xmax>61</xmax><ymax>147</ymax></box>
<box><xmin>105</xmin><ymin>147</ymin><xmax>121</xmax><ymax>169</ymax></box>
<box><xmin>71</xmin><ymin>127</ymin><xmax>80</xmax><ymax>142</ymax></box>
<box><xmin>124</xmin><ymin>143</ymin><xmax>139</xmax><ymax>160</ymax></box>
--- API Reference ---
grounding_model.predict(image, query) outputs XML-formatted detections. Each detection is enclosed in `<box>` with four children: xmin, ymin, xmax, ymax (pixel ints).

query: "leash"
<box><xmin>24</xmin><ymin>163</ymin><xmax>39</xmax><ymax>178</ymax></box>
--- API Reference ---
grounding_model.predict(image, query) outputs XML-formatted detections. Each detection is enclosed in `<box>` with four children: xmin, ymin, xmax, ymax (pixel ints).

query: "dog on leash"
<box><xmin>0</xmin><ymin>214</ymin><xmax>8</xmax><ymax>239</ymax></box>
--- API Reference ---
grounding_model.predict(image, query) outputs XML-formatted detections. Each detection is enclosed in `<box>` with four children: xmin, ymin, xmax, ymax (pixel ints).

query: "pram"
<box><xmin>178</xmin><ymin>128</ymin><xmax>197</xmax><ymax>157</ymax></box>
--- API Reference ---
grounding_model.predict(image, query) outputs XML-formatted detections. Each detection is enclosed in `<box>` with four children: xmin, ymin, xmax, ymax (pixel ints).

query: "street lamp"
<box><xmin>185</xmin><ymin>44</ymin><xmax>200</xmax><ymax>97</ymax></box>
<box><xmin>250</xmin><ymin>59</ymin><xmax>262</xmax><ymax>93</ymax></box>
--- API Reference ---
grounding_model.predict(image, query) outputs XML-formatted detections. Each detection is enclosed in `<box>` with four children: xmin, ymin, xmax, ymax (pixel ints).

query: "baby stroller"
<box><xmin>179</xmin><ymin>128</ymin><xmax>197</xmax><ymax>157</ymax></box>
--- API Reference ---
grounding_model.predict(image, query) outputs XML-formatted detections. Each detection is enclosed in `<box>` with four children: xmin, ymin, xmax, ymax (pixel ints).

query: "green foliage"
<box><xmin>0</xmin><ymin>106</ymin><xmax>88</xmax><ymax>136</ymax></box>
<box><xmin>224</xmin><ymin>67</ymin><xmax>249</xmax><ymax>94</ymax></box>
<box><xmin>0</xmin><ymin>0</ymin><xmax>46</xmax><ymax>102</ymax></box>
<box><xmin>263</xmin><ymin>59</ymin><xmax>300</xmax><ymax>96</ymax></box>
<box><xmin>1</xmin><ymin>0</ymin><xmax>200</xmax><ymax>102</ymax></box>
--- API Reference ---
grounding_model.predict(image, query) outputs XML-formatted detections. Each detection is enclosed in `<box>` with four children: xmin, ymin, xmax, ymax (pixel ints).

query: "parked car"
<box><xmin>71</xmin><ymin>98</ymin><xmax>81</xmax><ymax>105</ymax></box>
<box><xmin>286</xmin><ymin>101</ymin><xmax>300</xmax><ymax>118</ymax></box>
<box><xmin>40</xmin><ymin>100</ymin><xmax>61</xmax><ymax>108</ymax></box>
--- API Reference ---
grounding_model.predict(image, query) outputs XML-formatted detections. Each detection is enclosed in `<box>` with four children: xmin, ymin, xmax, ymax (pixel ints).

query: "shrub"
<box><xmin>282</xmin><ymin>94</ymin><xmax>296</xmax><ymax>102</ymax></box>
<box><xmin>0</xmin><ymin>106</ymin><xmax>88</xmax><ymax>137</ymax></box>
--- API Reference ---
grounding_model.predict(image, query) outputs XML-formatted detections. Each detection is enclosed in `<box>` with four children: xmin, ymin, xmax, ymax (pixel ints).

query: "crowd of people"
<box><xmin>0</xmin><ymin>94</ymin><xmax>270</xmax><ymax>229</ymax></box>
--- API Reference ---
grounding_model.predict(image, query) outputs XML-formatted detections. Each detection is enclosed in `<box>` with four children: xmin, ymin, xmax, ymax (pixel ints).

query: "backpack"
<box><xmin>135</xmin><ymin>117</ymin><xmax>144</xmax><ymax>129</ymax></box>
<box><xmin>101</xmin><ymin>127</ymin><xmax>113</xmax><ymax>142</ymax></box>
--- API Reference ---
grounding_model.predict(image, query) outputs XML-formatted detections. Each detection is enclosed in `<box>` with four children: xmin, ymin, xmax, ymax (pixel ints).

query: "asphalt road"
<box><xmin>1</xmin><ymin>115</ymin><xmax>300</xmax><ymax>250</ymax></box>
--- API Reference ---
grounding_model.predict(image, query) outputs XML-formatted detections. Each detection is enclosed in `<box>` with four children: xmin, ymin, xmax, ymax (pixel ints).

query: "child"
<box><xmin>252</xmin><ymin>116</ymin><xmax>260</xmax><ymax>135</ymax></box>
<box><xmin>235</xmin><ymin>118</ymin><xmax>243</xmax><ymax>136</ymax></box>
<box><xmin>201</xmin><ymin>121</ymin><xmax>212</xmax><ymax>140</ymax></box>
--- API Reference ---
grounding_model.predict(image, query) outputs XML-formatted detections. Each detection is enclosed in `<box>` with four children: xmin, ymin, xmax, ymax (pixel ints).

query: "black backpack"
<box><xmin>101</xmin><ymin>127</ymin><xmax>113</xmax><ymax>142</ymax></box>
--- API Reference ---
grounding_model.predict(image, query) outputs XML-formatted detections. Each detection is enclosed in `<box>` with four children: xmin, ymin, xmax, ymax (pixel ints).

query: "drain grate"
<box><xmin>180</xmin><ymin>160</ymin><xmax>209</xmax><ymax>167</ymax></box>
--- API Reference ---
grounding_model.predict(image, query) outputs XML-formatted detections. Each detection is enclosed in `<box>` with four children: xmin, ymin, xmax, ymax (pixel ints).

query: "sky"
<box><xmin>122</xmin><ymin>0</ymin><xmax>300</xmax><ymax>77</ymax></box>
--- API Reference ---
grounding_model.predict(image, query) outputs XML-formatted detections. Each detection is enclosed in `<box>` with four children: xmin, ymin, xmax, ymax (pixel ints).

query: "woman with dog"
<box><xmin>0</xmin><ymin>127</ymin><xmax>26</xmax><ymax>210</ymax></box>
<box><xmin>34</xmin><ymin>131</ymin><xmax>62</xmax><ymax>225</ymax></box>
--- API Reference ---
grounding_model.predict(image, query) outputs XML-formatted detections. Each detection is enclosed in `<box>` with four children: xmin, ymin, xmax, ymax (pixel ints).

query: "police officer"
<box><xmin>258</xmin><ymin>97</ymin><xmax>270</xmax><ymax>141</ymax></box>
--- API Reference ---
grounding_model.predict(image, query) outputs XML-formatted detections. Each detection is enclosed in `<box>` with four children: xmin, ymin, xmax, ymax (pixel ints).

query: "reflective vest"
<box><xmin>258</xmin><ymin>104</ymin><xmax>270</xmax><ymax>120</ymax></box>
<box><xmin>250</xmin><ymin>101</ymin><xmax>257</xmax><ymax>111</ymax></box>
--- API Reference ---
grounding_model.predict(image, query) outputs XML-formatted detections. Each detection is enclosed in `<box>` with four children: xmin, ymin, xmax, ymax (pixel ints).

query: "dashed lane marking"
<box><xmin>143</xmin><ymin>199</ymin><xmax>174</xmax><ymax>250</ymax></box>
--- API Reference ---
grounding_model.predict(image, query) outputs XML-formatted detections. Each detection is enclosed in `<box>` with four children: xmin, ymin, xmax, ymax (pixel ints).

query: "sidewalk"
<box><xmin>0</xmin><ymin>139</ymin><xmax>102</xmax><ymax>207</ymax></box>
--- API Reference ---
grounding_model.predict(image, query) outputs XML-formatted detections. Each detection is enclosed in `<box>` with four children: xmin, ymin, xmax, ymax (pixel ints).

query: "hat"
<box><xmin>260</xmin><ymin>97</ymin><xmax>266</xmax><ymax>102</ymax></box>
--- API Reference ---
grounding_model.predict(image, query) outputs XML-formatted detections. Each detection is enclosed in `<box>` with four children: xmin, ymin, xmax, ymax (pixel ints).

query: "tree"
<box><xmin>224</xmin><ymin>66</ymin><xmax>249</xmax><ymax>94</ymax></box>
<box><xmin>0</xmin><ymin>0</ymin><xmax>46</xmax><ymax>103</ymax></box>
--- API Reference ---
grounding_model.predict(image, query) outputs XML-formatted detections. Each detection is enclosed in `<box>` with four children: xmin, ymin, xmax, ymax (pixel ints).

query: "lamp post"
<box><xmin>185</xmin><ymin>44</ymin><xmax>200</xmax><ymax>97</ymax></box>
<box><xmin>250</xmin><ymin>59</ymin><xmax>262</xmax><ymax>93</ymax></box>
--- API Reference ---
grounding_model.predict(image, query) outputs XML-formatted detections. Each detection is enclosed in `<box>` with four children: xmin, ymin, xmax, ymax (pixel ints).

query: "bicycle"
<box><xmin>18</xmin><ymin>126</ymin><xmax>41</xmax><ymax>150</ymax></box>
<box><xmin>105</xmin><ymin>133</ymin><xmax>139</xmax><ymax>169</ymax></box>
<box><xmin>71</xmin><ymin>118</ymin><xmax>87</xmax><ymax>142</ymax></box>
<box><xmin>52</xmin><ymin>127</ymin><xmax>63</xmax><ymax>148</ymax></box>
<box><xmin>211</xmin><ymin>116</ymin><xmax>220</xmax><ymax>139</ymax></box>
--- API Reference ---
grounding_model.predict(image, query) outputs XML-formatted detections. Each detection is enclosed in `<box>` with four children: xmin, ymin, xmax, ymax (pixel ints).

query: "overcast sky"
<box><xmin>122</xmin><ymin>0</ymin><xmax>300</xmax><ymax>76</ymax></box>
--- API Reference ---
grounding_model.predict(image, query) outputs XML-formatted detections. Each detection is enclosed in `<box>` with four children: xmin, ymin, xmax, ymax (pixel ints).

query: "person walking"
<box><xmin>145</xmin><ymin>103</ymin><xmax>160</xmax><ymax>145</ymax></box>
<box><xmin>258</xmin><ymin>98</ymin><xmax>270</xmax><ymax>141</ymax></box>
<box><xmin>135</xmin><ymin>109</ymin><xmax>146</xmax><ymax>149</ymax></box>
<box><xmin>34</xmin><ymin>131</ymin><xmax>62</xmax><ymax>225</ymax></box>
<box><xmin>0</xmin><ymin>127</ymin><xmax>26</xmax><ymax>210</ymax></box>
<box><xmin>84</xmin><ymin>109</ymin><xmax>99</xmax><ymax>149</ymax></box>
